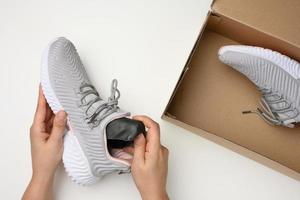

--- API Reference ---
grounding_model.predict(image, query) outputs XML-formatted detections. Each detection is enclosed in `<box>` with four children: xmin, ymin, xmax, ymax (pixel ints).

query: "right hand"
<box><xmin>125</xmin><ymin>116</ymin><xmax>169</xmax><ymax>200</ymax></box>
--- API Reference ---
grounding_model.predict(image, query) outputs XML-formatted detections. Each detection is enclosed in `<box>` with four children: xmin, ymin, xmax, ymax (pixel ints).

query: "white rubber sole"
<box><xmin>219</xmin><ymin>45</ymin><xmax>300</xmax><ymax>79</ymax></box>
<box><xmin>40</xmin><ymin>38</ymin><xmax>99</xmax><ymax>185</ymax></box>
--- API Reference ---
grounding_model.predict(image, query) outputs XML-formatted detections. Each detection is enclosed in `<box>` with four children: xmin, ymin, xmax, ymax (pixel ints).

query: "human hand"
<box><xmin>23</xmin><ymin>86</ymin><xmax>67</xmax><ymax>200</ymax></box>
<box><xmin>30</xmin><ymin>86</ymin><xmax>67</xmax><ymax>179</ymax></box>
<box><xmin>125</xmin><ymin>116</ymin><xmax>169</xmax><ymax>200</ymax></box>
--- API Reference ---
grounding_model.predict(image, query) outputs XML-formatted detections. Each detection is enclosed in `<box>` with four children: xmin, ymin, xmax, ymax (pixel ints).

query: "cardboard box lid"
<box><xmin>212</xmin><ymin>0</ymin><xmax>300</xmax><ymax>48</ymax></box>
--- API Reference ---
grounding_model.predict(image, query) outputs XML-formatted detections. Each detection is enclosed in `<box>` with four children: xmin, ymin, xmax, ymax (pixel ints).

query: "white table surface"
<box><xmin>1</xmin><ymin>0</ymin><xmax>300</xmax><ymax>199</ymax></box>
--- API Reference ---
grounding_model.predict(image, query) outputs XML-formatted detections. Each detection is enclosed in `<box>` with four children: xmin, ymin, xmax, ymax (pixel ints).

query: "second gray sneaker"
<box><xmin>218</xmin><ymin>45</ymin><xmax>300</xmax><ymax>128</ymax></box>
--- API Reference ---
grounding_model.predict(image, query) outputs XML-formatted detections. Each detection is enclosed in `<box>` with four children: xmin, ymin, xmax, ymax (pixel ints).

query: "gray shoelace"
<box><xmin>78</xmin><ymin>79</ymin><xmax>120</xmax><ymax>128</ymax></box>
<box><xmin>242</xmin><ymin>88</ymin><xmax>299</xmax><ymax>128</ymax></box>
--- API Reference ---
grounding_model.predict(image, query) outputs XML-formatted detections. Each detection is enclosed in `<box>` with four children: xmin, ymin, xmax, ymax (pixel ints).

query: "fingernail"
<box><xmin>57</xmin><ymin>111</ymin><xmax>67</xmax><ymax>121</ymax></box>
<box><xmin>136</xmin><ymin>133</ymin><xmax>144</xmax><ymax>140</ymax></box>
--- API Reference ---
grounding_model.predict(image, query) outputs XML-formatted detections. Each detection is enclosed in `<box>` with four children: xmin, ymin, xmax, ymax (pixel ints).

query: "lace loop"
<box><xmin>108</xmin><ymin>79</ymin><xmax>120</xmax><ymax>105</ymax></box>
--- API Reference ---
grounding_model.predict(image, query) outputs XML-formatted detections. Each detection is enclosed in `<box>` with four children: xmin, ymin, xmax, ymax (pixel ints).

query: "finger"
<box><xmin>133</xmin><ymin>115</ymin><xmax>160</xmax><ymax>131</ymax></box>
<box><xmin>30</xmin><ymin>125</ymin><xmax>49</xmax><ymax>142</ymax></box>
<box><xmin>49</xmin><ymin>111</ymin><xmax>67</xmax><ymax>143</ymax></box>
<box><xmin>161</xmin><ymin>146</ymin><xmax>169</xmax><ymax>158</ymax></box>
<box><xmin>33</xmin><ymin>85</ymin><xmax>47</xmax><ymax>124</ymax></box>
<box><xmin>46</xmin><ymin>115</ymin><xmax>55</xmax><ymax>133</ymax></box>
<box><xmin>133</xmin><ymin>115</ymin><xmax>160</xmax><ymax>155</ymax></box>
<box><xmin>45</xmin><ymin>101</ymin><xmax>54</xmax><ymax>122</ymax></box>
<box><xmin>133</xmin><ymin>134</ymin><xmax>146</xmax><ymax>163</ymax></box>
<box><xmin>132</xmin><ymin>115</ymin><xmax>160</xmax><ymax>139</ymax></box>
<box><xmin>123</xmin><ymin>146</ymin><xmax>134</xmax><ymax>154</ymax></box>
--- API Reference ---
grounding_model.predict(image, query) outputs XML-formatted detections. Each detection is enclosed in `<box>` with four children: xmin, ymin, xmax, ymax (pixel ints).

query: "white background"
<box><xmin>1</xmin><ymin>0</ymin><xmax>300</xmax><ymax>199</ymax></box>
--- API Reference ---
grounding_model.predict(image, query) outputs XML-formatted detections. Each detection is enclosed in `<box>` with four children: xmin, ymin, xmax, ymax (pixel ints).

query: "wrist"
<box><xmin>31</xmin><ymin>172</ymin><xmax>54</xmax><ymax>187</ymax></box>
<box><xmin>23</xmin><ymin>172</ymin><xmax>54</xmax><ymax>200</ymax></box>
<box><xmin>141</xmin><ymin>190</ymin><xmax>168</xmax><ymax>200</ymax></box>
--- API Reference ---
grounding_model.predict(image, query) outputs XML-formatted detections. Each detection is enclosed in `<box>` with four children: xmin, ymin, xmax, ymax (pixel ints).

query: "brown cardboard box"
<box><xmin>163</xmin><ymin>0</ymin><xmax>300</xmax><ymax>179</ymax></box>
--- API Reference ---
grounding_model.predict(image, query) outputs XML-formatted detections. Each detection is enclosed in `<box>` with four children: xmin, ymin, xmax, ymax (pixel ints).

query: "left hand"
<box><xmin>30</xmin><ymin>86</ymin><xmax>67</xmax><ymax>179</ymax></box>
<box><xmin>23</xmin><ymin>85</ymin><xmax>67</xmax><ymax>200</ymax></box>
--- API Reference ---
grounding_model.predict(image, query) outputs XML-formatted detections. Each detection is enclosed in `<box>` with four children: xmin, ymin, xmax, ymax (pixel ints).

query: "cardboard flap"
<box><xmin>212</xmin><ymin>0</ymin><xmax>300</xmax><ymax>48</ymax></box>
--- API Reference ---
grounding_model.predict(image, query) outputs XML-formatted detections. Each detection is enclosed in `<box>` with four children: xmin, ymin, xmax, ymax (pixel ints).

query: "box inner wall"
<box><xmin>166</xmin><ymin>14</ymin><xmax>300</xmax><ymax>173</ymax></box>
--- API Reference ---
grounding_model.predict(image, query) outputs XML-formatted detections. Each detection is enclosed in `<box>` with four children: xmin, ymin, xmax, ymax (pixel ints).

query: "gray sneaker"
<box><xmin>41</xmin><ymin>37</ymin><xmax>131</xmax><ymax>185</ymax></box>
<box><xmin>218</xmin><ymin>45</ymin><xmax>300</xmax><ymax>128</ymax></box>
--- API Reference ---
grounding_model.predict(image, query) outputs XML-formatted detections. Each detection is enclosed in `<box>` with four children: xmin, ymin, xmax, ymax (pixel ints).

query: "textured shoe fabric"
<box><xmin>218</xmin><ymin>45</ymin><xmax>300</xmax><ymax>128</ymax></box>
<box><xmin>41</xmin><ymin>37</ymin><xmax>131</xmax><ymax>185</ymax></box>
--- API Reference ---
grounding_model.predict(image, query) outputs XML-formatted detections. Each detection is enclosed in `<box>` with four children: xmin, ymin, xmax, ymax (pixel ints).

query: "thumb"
<box><xmin>133</xmin><ymin>134</ymin><xmax>146</xmax><ymax>163</ymax></box>
<box><xmin>49</xmin><ymin>110</ymin><xmax>67</xmax><ymax>143</ymax></box>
